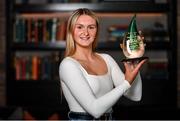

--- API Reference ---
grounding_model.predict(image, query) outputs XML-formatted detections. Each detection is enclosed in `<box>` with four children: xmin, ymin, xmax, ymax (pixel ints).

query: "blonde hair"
<box><xmin>65</xmin><ymin>8</ymin><xmax>99</xmax><ymax>57</ymax></box>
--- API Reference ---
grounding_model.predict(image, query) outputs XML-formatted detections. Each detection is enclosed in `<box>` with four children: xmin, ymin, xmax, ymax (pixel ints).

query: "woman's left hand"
<box><xmin>123</xmin><ymin>59</ymin><xmax>147</xmax><ymax>85</ymax></box>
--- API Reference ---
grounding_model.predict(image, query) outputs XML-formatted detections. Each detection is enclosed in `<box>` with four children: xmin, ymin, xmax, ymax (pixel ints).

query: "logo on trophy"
<box><xmin>121</xmin><ymin>14</ymin><xmax>148</xmax><ymax>62</ymax></box>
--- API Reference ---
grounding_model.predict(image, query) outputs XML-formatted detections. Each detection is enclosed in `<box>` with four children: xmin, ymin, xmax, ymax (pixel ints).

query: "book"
<box><xmin>32</xmin><ymin>56</ymin><xmax>39</xmax><ymax>80</ymax></box>
<box><xmin>108</xmin><ymin>25</ymin><xmax>127</xmax><ymax>42</ymax></box>
<box><xmin>56</xmin><ymin>19</ymin><xmax>67</xmax><ymax>41</ymax></box>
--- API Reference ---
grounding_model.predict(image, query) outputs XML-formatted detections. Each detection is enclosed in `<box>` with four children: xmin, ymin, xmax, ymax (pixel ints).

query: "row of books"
<box><xmin>107</xmin><ymin>22</ymin><xmax>169</xmax><ymax>43</ymax></box>
<box><xmin>14</xmin><ymin>17</ymin><xmax>67</xmax><ymax>43</ymax></box>
<box><xmin>107</xmin><ymin>25</ymin><xmax>127</xmax><ymax>42</ymax></box>
<box><xmin>14</xmin><ymin>54</ymin><xmax>60</xmax><ymax>81</ymax></box>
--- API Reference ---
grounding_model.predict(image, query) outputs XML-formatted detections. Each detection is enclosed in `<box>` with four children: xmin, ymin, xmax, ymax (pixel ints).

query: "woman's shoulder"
<box><xmin>97</xmin><ymin>53</ymin><xmax>114</xmax><ymax>61</ymax></box>
<box><xmin>59</xmin><ymin>57</ymin><xmax>79</xmax><ymax>70</ymax></box>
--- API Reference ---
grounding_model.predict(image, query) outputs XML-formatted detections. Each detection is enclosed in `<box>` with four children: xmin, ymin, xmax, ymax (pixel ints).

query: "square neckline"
<box><xmin>66</xmin><ymin>53</ymin><xmax>110</xmax><ymax>77</ymax></box>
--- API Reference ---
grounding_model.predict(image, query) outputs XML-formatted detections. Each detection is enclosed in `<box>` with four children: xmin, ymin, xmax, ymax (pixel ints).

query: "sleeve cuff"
<box><xmin>124</xmin><ymin>80</ymin><xmax>131</xmax><ymax>89</ymax></box>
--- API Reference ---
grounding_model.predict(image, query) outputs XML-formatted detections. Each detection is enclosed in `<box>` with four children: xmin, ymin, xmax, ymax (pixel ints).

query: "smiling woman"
<box><xmin>73</xmin><ymin>15</ymin><xmax>97</xmax><ymax>50</ymax></box>
<box><xmin>59</xmin><ymin>8</ymin><xmax>147</xmax><ymax>120</ymax></box>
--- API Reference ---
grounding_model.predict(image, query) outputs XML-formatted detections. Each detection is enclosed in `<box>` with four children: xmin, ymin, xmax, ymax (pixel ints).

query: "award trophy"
<box><xmin>121</xmin><ymin>14</ymin><xmax>148</xmax><ymax>62</ymax></box>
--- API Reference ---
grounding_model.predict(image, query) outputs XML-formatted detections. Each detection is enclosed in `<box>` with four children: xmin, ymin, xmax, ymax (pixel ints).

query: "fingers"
<box><xmin>124</xmin><ymin>61</ymin><xmax>135</xmax><ymax>71</ymax></box>
<box><xmin>124</xmin><ymin>59</ymin><xmax>147</xmax><ymax>71</ymax></box>
<box><xmin>134</xmin><ymin>59</ymin><xmax>147</xmax><ymax>72</ymax></box>
<box><xmin>138</xmin><ymin>30</ymin><xmax>144</xmax><ymax>36</ymax></box>
<box><xmin>138</xmin><ymin>30</ymin><xmax>145</xmax><ymax>41</ymax></box>
<box><xmin>124</xmin><ymin>59</ymin><xmax>147</xmax><ymax>84</ymax></box>
<box><xmin>137</xmin><ymin>35</ymin><xmax>144</xmax><ymax>41</ymax></box>
<box><xmin>123</xmin><ymin>62</ymin><xmax>129</xmax><ymax>70</ymax></box>
<box><xmin>124</xmin><ymin>62</ymin><xmax>132</xmax><ymax>71</ymax></box>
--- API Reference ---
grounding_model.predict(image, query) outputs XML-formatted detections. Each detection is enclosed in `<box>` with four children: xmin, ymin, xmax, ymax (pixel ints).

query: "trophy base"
<box><xmin>121</xmin><ymin>56</ymin><xmax>149</xmax><ymax>62</ymax></box>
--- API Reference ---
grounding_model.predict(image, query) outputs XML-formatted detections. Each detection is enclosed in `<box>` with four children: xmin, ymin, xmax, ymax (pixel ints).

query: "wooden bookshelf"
<box><xmin>6</xmin><ymin>0</ymin><xmax>178</xmax><ymax>120</ymax></box>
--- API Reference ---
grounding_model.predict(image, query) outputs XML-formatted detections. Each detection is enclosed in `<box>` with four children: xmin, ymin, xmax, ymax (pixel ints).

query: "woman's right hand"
<box><xmin>123</xmin><ymin>59</ymin><xmax>147</xmax><ymax>85</ymax></box>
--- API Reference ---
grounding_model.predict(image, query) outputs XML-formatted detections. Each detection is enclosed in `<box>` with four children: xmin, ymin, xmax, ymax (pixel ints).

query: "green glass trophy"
<box><xmin>121</xmin><ymin>14</ymin><xmax>148</xmax><ymax>62</ymax></box>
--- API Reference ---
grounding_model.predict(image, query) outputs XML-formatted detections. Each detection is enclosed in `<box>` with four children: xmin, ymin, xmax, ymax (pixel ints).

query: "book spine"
<box><xmin>14</xmin><ymin>57</ymin><xmax>21</xmax><ymax>80</ymax></box>
<box><xmin>32</xmin><ymin>56</ymin><xmax>39</xmax><ymax>80</ymax></box>
<box><xmin>51</xmin><ymin>18</ymin><xmax>58</xmax><ymax>42</ymax></box>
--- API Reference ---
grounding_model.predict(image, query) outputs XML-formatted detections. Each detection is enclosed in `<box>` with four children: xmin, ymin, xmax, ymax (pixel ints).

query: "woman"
<box><xmin>59</xmin><ymin>8</ymin><xmax>146</xmax><ymax>120</ymax></box>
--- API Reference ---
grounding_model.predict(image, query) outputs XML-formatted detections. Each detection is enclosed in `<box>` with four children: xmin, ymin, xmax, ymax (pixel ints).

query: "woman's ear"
<box><xmin>120</xmin><ymin>44</ymin><xmax>123</xmax><ymax>49</ymax></box>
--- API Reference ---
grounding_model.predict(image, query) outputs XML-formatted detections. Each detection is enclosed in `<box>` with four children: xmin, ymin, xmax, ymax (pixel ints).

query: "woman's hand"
<box><xmin>124</xmin><ymin>59</ymin><xmax>147</xmax><ymax>85</ymax></box>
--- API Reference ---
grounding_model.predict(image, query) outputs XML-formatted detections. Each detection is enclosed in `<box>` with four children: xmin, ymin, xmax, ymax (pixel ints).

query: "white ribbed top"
<box><xmin>59</xmin><ymin>53</ymin><xmax>142</xmax><ymax>118</ymax></box>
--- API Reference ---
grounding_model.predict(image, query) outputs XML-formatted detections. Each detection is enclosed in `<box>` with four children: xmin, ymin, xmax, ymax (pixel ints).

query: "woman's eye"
<box><xmin>76</xmin><ymin>25</ymin><xmax>83</xmax><ymax>29</ymax></box>
<box><xmin>77</xmin><ymin>26</ymin><xmax>82</xmax><ymax>29</ymax></box>
<box><xmin>89</xmin><ymin>26</ymin><xmax>96</xmax><ymax>29</ymax></box>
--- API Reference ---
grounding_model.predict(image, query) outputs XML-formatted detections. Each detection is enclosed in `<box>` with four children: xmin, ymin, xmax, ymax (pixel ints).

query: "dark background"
<box><xmin>0</xmin><ymin>0</ymin><xmax>180</xmax><ymax>120</ymax></box>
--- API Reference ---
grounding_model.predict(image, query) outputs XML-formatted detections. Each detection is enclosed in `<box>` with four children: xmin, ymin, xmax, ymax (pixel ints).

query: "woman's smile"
<box><xmin>73</xmin><ymin>15</ymin><xmax>97</xmax><ymax>48</ymax></box>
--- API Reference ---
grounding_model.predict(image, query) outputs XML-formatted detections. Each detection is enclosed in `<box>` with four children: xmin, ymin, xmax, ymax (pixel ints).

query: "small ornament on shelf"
<box><xmin>120</xmin><ymin>14</ymin><xmax>148</xmax><ymax>62</ymax></box>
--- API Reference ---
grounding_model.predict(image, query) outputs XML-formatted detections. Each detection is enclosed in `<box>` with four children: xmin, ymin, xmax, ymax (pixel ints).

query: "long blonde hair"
<box><xmin>65</xmin><ymin>8</ymin><xmax>99</xmax><ymax>57</ymax></box>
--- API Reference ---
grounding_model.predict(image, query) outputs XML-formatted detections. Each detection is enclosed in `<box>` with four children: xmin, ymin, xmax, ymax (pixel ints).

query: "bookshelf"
<box><xmin>6</xmin><ymin>0</ymin><xmax>177</xmax><ymax>119</ymax></box>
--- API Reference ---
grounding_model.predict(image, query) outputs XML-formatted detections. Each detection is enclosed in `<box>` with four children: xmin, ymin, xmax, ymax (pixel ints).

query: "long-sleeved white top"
<box><xmin>59</xmin><ymin>53</ymin><xmax>142</xmax><ymax>118</ymax></box>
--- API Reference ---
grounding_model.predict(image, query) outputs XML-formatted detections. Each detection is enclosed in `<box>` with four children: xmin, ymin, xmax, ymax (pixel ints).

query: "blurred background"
<box><xmin>0</xmin><ymin>0</ymin><xmax>180</xmax><ymax>120</ymax></box>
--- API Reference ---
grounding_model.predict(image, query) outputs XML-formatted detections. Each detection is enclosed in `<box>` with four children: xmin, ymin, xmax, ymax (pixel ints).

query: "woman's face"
<box><xmin>73</xmin><ymin>15</ymin><xmax>97</xmax><ymax>49</ymax></box>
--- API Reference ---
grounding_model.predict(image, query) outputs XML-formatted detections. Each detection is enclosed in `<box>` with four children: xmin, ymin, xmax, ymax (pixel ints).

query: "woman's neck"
<box><xmin>72</xmin><ymin>47</ymin><xmax>96</xmax><ymax>61</ymax></box>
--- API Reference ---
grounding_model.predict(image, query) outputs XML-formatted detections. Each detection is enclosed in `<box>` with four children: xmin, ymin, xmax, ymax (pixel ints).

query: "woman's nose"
<box><xmin>83</xmin><ymin>28</ymin><xmax>89</xmax><ymax>35</ymax></box>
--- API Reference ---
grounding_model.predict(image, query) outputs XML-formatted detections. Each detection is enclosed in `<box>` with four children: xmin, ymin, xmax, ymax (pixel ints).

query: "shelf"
<box><xmin>12</xmin><ymin>80</ymin><xmax>60</xmax><ymax>86</ymax></box>
<box><xmin>6</xmin><ymin>0</ymin><xmax>177</xmax><ymax>113</ymax></box>
<box><xmin>12</xmin><ymin>42</ymin><xmax>65</xmax><ymax>51</ymax></box>
<box><xmin>17</xmin><ymin>12</ymin><xmax>166</xmax><ymax>19</ymax></box>
<box><xmin>97</xmin><ymin>41</ymin><xmax>170</xmax><ymax>50</ymax></box>
<box><xmin>11</xmin><ymin>41</ymin><xmax>170</xmax><ymax>51</ymax></box>
<box><xmin>15</xmin><ymin>3</ymin><xmax>169</xmax><ymax>13</ymax></box>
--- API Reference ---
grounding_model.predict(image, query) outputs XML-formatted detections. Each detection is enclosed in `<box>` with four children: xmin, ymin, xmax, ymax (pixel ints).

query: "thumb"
<box><xmin>133</xmin><ymin>59</ymin><xmax>147</xmax><ymax>73</ymax></box>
